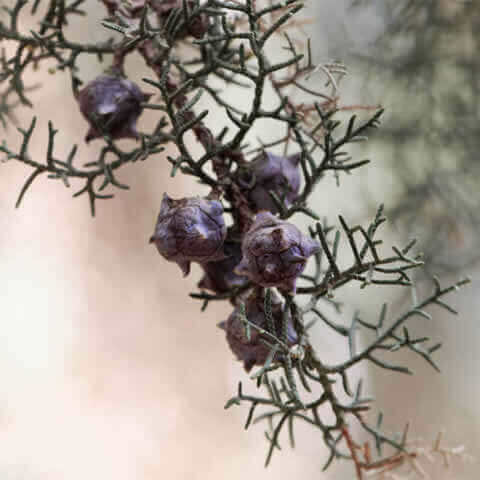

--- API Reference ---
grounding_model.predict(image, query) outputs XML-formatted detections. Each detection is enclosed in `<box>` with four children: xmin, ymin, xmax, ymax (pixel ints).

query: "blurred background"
<box><xmin>0</xmin><ymin>1</ymin><xmax>478</xmax><ymax>479</ymax></box>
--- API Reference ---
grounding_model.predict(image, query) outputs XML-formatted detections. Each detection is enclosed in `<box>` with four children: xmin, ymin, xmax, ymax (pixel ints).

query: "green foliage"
<box><xmin>0</xmin><ymin>1</ymin><xmax>470</xmax><ymax>477</ymax></box>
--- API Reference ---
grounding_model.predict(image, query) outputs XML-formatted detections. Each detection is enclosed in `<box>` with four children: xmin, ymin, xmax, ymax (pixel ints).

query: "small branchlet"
<box><xmin>0</xmin><ymin>1</ymin><xmax>470</xmax><ymax>478</ymax></box>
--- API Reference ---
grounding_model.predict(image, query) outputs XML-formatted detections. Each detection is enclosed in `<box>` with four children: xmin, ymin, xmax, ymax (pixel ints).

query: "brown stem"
<box><xmin>342</xmin><ymin>427</ymin><xmax>364</xmax><ymax>480</ymax></box>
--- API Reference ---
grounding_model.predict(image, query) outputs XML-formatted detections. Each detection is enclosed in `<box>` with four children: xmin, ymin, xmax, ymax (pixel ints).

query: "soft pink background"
<box><xmin>0</xmin><ymin>2</ymin><xmax>477</xmax><ymax>479</ymax></box>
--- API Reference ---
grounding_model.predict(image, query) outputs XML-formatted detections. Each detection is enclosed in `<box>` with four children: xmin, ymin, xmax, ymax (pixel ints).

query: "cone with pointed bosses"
<box><xmin>238</xmin><ymin>151</ymin><xmax>301</xmax><ymax>214</ymax></box>
<box><xmin>77</xmin><ymin>73</ymin><xmax>151</xmax><ymax>143</ymax></box>
<box><xmin>198</xmin><ymin>234</ymin><xmax>248</xmax><ymax>294</ymax></box>
<box><xmin>235</xmin><ymin>211</ymin><xmax>320</xmax><ymax>293</ymax></box>
<box><xmin>150</xmin><ymin>194</ymin><xmax>227</xmax><ymax>276</ymax></box>
<box><xmin>218</xmin><ymin>290</ymin><xmax>299</xmax><ymax>372</ymax></box>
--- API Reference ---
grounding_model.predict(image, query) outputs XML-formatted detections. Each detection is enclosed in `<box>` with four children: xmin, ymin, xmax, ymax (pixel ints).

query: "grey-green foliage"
<box><xmin>0</xmin><ymin>0</ymin><xmax>470</xmax><ymax>476</ymax></box>
<box><xmin>351</xmin><ymin>0</ymin><xmax>480</xmax><ymax>276</ymax></box>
